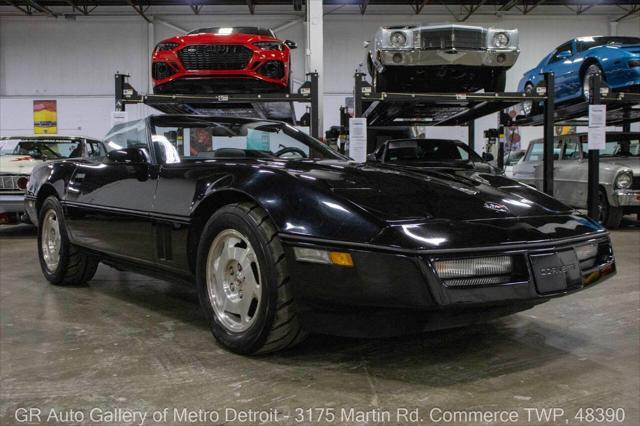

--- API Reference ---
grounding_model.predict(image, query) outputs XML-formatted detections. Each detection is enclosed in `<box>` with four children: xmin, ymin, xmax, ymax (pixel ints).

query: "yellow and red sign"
<box><xmin>33</xmin><ymin>100</ymin><xmax>57</xmax><ymax>134</ymax></box>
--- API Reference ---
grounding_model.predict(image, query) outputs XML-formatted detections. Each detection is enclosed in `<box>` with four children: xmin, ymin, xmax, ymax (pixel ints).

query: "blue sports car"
<box><xmin>518</xmin><ymin>36</ymin><xmax>640</xmax><ymax>106</ymax></box>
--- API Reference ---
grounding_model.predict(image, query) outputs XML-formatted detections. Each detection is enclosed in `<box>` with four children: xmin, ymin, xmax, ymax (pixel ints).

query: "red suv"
<box><xmin>152</xmin><ymin>27</ymin><xmax>296</xmax><ymax>95</ymax></box>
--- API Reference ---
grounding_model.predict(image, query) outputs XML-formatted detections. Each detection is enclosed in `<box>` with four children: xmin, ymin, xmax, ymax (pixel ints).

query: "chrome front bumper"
<box><xmin>0</xmin><ymin>194</ymin><xmax>26</xmax><ymax>214</ymax></box>
<box><xmin>378</xmin><ymin>48</ymin><xmax>519</xmax><ymax>68</ymax></box>
<box><xmin>613</xmin><ymin>189</ymin><xmax>640</xmax><ymax>207</ymax></box>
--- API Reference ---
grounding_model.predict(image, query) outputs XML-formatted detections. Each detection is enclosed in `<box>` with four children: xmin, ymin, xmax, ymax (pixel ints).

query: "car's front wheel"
<box><xmin>598</xmin><ymin>189</ymin><xmax>623</xmax><ymax>229</ymax></box>
<box><xmin>196</xmin><ymin>202</ymin><xmax>307</xmax><ymax>354</ymax></box>
<box><xmin>582</xmin><ymin>63</ymin><xmax>604</xmax><ymax>101</ymax></box>
<box><xmin>37</xmin><ymin>196</ymin><xmax>98</xmax><ymax>285</ymax></box>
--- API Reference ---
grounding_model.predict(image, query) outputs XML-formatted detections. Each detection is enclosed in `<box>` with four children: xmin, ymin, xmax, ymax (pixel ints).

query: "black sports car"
<box><xmin>25</xmin><ymin>115</ymin><xmax>616</xmax><ymax>355</ymax></box>
<box><xmin>368</xmin><ymin>138</ymin><xmax>500</xmax><ymax>175</ymax></box>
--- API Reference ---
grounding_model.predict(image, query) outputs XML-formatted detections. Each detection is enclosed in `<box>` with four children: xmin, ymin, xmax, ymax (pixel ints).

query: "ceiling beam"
<box><xmin>412</xmin><ymin>0</ymin><xmax>430</xmax><ymax>15</ymax></box>
<box><xmin>615</xmin><ymin>4</ymin><xmax>639</xmax><ymax>22</ymax></box>
<box><xmin>359</xmin><ymin>0</ymin><xmax>368</xmax><ymax>15</ymax></box>
<box><xmin>246</xmin><ymin>0</ymin><xmax>254</xmax><ymax>14</ymax></box>
<box><xmin>522</xmin><ymin>0</ymin><xmax>546</xmax><ymax>15</ymax></box>
<box><xmin>498</xmin><ymin>0</ymin><xmax>519</xmax><ymax>12</ymax></box>
<box><xmin>127</xmin><ymin>0</ymin><xmax>151</xmax><ymax>22</ymax></box>
<box><xmin>3</xmin><ymin>0</ymin><xmax>33</xmax><ymax>15</ymax></box>
<box><xmin>21</xmin><ymin>0</ymin><xmax>58</xmax><ymax>16</ymax></box>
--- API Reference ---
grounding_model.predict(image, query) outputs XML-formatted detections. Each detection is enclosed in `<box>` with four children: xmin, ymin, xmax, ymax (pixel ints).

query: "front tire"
<box><xmin>582</xmin><ymin>63</ymin><xmax>604</xmax><ymax>101</ymax></box>
<box><xmin>196</xmin><ymin>202</ymin><xmax>307</xmax><ymax>354</ymax></box>
<box><xmin>598</xmin><ymin>189</ymin><xmax>623</xmax><ymax>229</ymax></box>
<box><xmin>37</xmin><ymin>196</ymin><xmax>98</xmax><ymax>285</ymax></box>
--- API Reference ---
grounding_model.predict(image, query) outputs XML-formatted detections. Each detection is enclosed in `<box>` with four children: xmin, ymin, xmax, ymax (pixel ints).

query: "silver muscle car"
<box><xmin>365</xmin><ymin>24</ymin><xmax>519</xmax><ymax>93</ymax></box>
<box><xmin>512</xmin><ymin>132</ymin><xmax>639</xmax><ymax>228</ymax></box>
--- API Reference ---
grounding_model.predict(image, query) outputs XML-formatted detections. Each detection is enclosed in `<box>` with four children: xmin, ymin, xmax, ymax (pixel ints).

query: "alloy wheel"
<box><xmin>206</xmin><ymin>229</ymin><xmax>262</xmax><ymax>333</ymax></box>
<box><xmin>41</xmin><ymin>209</ymin><xmax>61</xmax><ymax>272</ymax></box>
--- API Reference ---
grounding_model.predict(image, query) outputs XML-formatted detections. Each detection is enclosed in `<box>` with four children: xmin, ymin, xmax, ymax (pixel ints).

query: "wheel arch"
<box><xmin>579</xmin><ymin>57</ymin><xmax>604</xmax><ymax>81</ymax></box>
<box><xmin>35</xmin><ymin>183</ymin><xmax>60</xmax><ymax>215</ymax></box>
<box><xmin>187</xmin><ymin>189</ymin><xmax>276</xmax><ymax>275</ymax></box>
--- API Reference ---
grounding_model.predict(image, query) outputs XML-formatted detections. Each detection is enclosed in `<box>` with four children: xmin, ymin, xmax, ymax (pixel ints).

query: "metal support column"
<box><xmin>467</xmin><ymin>120</ymin><xmax>475</xmax><ymax>151</ymax></box>
<box><xmin>622</xmin><ymin>106</ymin><xmax>631</xmax><ymax>133</ymax></box>
<box><xmin>587</xmin><ymin>74</ymin><xmax>602</xmax><ymax>220</ymax></box>
<box><xmin>354</xmin><ymin>72</ymin><xmax>364</xmax><ymax>118</ymax></box>
<box><xmin>542</xmin><ymin>72</ymin><xmax>555</xmax><ymax>196</ymax></box>
<box><xmin>115</xmin><ymin>73</ymin><xmax>127</xmax><ymax>111</ymax></box>
<box><xmin>308</xmin><ymin>72</ymin><xmax>320</xmax><ymax>139</ymax></box>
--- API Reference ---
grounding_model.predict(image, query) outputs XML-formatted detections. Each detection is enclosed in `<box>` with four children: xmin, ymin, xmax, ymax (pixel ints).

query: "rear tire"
<box><xmin>582</xmin><ymin>63</ymin><xmax>604</xmax><ymax>101</ymax></box>
<box><xmin>196</xmin><ymin>202</ymin><xmax>307</xmax><ymax>354</ymax></box>
<box><xmin>598</xmin><ymin>189</ymin><xmax>623</xmax><ymax>229</ymax></box>
<box><xmin>523</xmin><ymin>83</ymin><xmax>541</xmax><ymax>116</ymax></box>
<box><xmin>37</xmin><ymin>196</ymin><xmax>98</xmax><ymax>286</ymax></box>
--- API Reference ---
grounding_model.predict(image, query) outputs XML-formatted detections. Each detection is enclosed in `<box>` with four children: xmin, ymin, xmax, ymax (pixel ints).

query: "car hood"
<box><xmin>0</xmin><ymin>155</ymin><xmax>41</xmax><ymax>175</ymax></box>
<box><xmin>600</xmin><ymin>156</ymin><xmax>640</xmax><ymax>175</ymax></box>
<box><xmin>283</xmin><ymin>160</ymin><xmax>572</xmax><ymax>222</ymax></box>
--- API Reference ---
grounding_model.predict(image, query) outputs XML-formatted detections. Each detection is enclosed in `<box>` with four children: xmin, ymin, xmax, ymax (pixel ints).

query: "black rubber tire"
<box><xmin>598</xmin><ymin>189</ymin><xmax>623</xmax><ymax>229</ymax></box>
<box><xmin>37</xmin><ymin>196</ymin><xmax>99</xmax><ymax>286</ymax></box>
<box><xmin>195</xmin><ymin>202</ymin><xmax>307</xmax><ymax>355</ymax></box>
<box><xmin>523</xmin><ymin>83</ymin><xmax>541</xmax><ymax>116</ymax></box>
<box><xmin>485</xmin><ymin>69</ymin><xmax>507</xmax><ymax>93</ymax></box>
<box><xmin>582</xmin><ymin>63</ymin><xmax>604</xmax><ymax>101</ymax></box>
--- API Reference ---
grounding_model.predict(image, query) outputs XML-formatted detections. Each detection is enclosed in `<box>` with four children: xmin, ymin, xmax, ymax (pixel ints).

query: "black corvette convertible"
<box><xmin>25</xmin><ymin>115</ymin><xmax>616</xmax><ymax>354</ymax></box>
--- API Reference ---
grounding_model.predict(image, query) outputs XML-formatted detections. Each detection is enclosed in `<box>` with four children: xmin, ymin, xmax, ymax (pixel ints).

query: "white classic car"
<box><xmin>365</xmin><ymin>24</ymin><xmax>519</xmax><ymax>93</ymax></box>
<box><xmin>0</xmin><ymin>135</ymin><xmax>104</xmax><ymax>225</ymax></box>
<box><xmin>512</xmin><ymin>132</ymin><xmax>639</xmax><ymax>228</ymax></box>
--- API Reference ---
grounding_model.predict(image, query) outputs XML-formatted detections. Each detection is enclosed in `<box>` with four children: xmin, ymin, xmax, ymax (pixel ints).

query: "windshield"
<box><xmin>188</xmin><ymin>27</ymin><xmax>275</xmax><ymax>37</ymax></box>
<box><xmin>150</xmin><ymin>117</ymin><xmax>344</xmax><ymax>162</ymax></box>
<box><xmin>0</xmin><ymin>138</ymin><xmax>82</xmax><ymax>160</ymax></box>
<box><xmin>524</xmin><ymin>141</ymin><xmax>562</xmax><ymax>162</ymax></box>
<box><xmin>383</xmin><ymin>139</ymin><xmax>482</xmax><ymax>163</ymax></box>
<box><xmin>577</xmin><ymin>36</ymin><xmax>640</xmax><ymax>51</ymax></box>
<box><xmin>504</xmin><ymin>150</ymin><xmax>525</xmax><ymax>166</ymax></box>
<box><xmin>581</xmin><ymin>135</ymin><xmax>639</xmax><ymax>158</ymax></box>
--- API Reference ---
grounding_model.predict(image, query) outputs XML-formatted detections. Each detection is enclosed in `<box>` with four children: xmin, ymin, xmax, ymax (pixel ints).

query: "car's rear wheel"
<box><xmin>523</xmin><ymin>82</ymin><xmax>541</xmax><ymax>116</ymax></box>
<box><xmin>582</xmin><ymin>63</ymin><xmax>604</xmax><ymax>101</ymax></box>
<box><xmin>38</xmin><ymin>196</ymin><xmax>98</xmax><ymax>285</ymax></box>
<box><xmin>598</xmin><ymin>189</ymin><xmax>623</xmax><ymax>229</ymax></box>
<box><xmin>196</xmin><ymin>202</ymin><xmax>307</xmax><ymax>354</ymax></box>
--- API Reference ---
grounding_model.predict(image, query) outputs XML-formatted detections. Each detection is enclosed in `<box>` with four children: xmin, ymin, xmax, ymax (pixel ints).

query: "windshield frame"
<box><xmin>381</xmin><ymin>138</ymin><xmax>483</xmax><ymax>164</ymax></box>
<box><xmin>0</xmin><ymin>137</ymin><xmax>85</xmax><ymax>160</ymax></box>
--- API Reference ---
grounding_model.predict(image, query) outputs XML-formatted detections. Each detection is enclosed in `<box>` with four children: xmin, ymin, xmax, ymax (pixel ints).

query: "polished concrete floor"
<box><xmin>1</xmin><ymin>222</ymin><xmax>639</xmax><ymax>426</ymax></box>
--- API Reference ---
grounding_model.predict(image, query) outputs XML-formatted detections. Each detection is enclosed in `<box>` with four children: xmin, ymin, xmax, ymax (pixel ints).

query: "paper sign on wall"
<box><xmin>588</xmin><ymin>105</ymin><xmax>606</xmax><ymax>150</ymax></box>
<box><xmin>348</xmin><ymin>118</ymin><xmax>367</xmax><ymax>163</ymax></box>
<box><xmin>111</xmin><ymin>111</ymin><xmax>128</xmax><ymax>128</ymax></box>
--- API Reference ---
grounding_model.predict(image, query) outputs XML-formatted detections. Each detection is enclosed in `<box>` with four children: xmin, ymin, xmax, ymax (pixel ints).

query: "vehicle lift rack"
<box><xmin>114</xmin><ymin>72</ymin><xmax>321</xmax><ymax>138</ymax></box>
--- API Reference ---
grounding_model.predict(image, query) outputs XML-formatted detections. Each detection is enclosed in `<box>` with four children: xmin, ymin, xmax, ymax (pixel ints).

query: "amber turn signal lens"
<box><xmin>329</xmin><ymin>252</ymin><xmax>354</xmax><ymax>267</ymax></box>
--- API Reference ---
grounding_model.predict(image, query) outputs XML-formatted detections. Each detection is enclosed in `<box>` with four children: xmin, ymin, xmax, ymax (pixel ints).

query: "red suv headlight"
<box><xmin>154</xmin><ymin>42</ymin><xmax>179</xmax><ymax>52</ymax></box>
<box><xmin>253</xmin><ymin>41</ymin><xmax>283</xmax><ymax>51</ymax></box>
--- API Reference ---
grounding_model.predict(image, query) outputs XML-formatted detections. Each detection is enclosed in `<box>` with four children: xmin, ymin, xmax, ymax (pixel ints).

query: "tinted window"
<box><xmin>580</xmin><ymin>135</ymin><xmax>639</xmax><ymax>157</ymax></box>
<box><xmin>549</xmin><ymin>42</ymin><xmax>573</xmax><ymax>63</ymax></box>
<box><xmin>104</xmin><ymin>119</ymin><xmax>149</xmax><ymax>154</ymax></box>
<box><xmin>525</xmin><ymin>141</ymin><xmax>562</xmax><ymax>162</ymax></box>
<box><xmin>577</xmin><ymin>36</ymin><xmax>640</xmax><ymax>52</ymax></box>
<box><xmin>150</xmin><ymin>116</ymin><xmax>343</xmax><ymax>163</ymax></box>
<box><xmin>383</xmin><ymin>139</ymin><xmax>481</xmax><ymax>163</ymax></box>
<box><xmin>504</xmin><ymin>150</ymin><xmax>525</xmax><ymax>166</ymax></box>
<box><xmin>86</xmin><ymin>140</ymin><xmax>107</xmax><ymax>160</ymax></box>
<box><xmin>562</xmin><ymin>139</ymin><xmax>582</xmax><ymax>160</ymax></box>
<box><xmin>188</xmin><ymin>27</ymin><xmax>275</xmax><ymax>37</ymax></box>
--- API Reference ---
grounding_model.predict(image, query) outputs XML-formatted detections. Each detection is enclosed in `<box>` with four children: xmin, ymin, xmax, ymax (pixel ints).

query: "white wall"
<box><xmin>1</xmin><ymin>10</ymin><xmax>638</xmax><ymax>148</ymax></box>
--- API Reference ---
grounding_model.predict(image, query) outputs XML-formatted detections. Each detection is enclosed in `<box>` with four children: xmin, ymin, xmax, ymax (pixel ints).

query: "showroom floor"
<box><xmin>1</xmin><ymin>222</ymin><xmax>639</xmax><ymax>425</ymax></box>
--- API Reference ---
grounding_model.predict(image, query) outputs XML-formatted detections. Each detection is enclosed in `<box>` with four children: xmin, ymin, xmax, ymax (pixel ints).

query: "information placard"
<box><xmin>588</xmin><ymin>105</ymin><xmax>606</xmax><ymax>150</ymax></box>
<box><xmin>348</xmin><ymin>118</ymin><xmax>367</xmax><ymax>163</ymax></box>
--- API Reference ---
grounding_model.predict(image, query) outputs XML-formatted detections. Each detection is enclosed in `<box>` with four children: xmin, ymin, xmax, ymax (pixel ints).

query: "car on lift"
<box><xmin>0</xmin><ymin>135</ymin><xmax>104</xmax><ymax>225</ymax></box>
<box><xmin>518</xmin><ymin>36</ymin><xmax>640</xmax><ymax>109</ymax></box>
<box><xmin>25</xmin><ymin>115</ymin><xmax>615</xmax><ymax>355</ymax></box>
<box><xmin>367</xmin><ymin>138</ymin><xmax>501</xmax><ymax>175</ymax></box>
<box><xmin>365</xmin><ymin>24</ymin><xmax>519</xmax><ymax>93</ymax></box>
<box><xmin>152</xmin><ymin>26</ymin><xmax>297</xmax><ymax>94</ymax></box>
<box><xmin>511</xmin><ymin>132</ymin><xmax>639</xmax><ymax>228</ymax></box>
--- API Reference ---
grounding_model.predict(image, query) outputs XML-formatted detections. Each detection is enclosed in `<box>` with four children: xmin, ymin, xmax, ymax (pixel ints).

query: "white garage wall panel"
<box><xmin>1</xmin><ymin>11</ymin><xmax>638</xmax><ymax>144</ymax></box>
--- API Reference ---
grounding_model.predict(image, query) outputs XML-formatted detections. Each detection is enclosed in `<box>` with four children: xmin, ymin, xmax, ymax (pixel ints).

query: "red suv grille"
<box><xmin>177</xmin><ymin>44</ymin><xmax>253</xmax><ymax>70</ymax></box>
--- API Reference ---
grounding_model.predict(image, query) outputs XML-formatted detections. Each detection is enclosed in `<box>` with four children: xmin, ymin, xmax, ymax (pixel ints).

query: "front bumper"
<box><xmin>378</xmin><ymin>48</ymin><xmax>519</xmax><ymax>68</ymax></box>
<box><xmin>282</xmin><ymin>233</ymin><xmax>615</xmax><ymax>338</ymax></box>
<box><xmin>613</xmin><ymin>189</ymin><xmax>640</xmax><ymax>207</ymax></box>
<box><xmin>0</xmin><ymin>194</ymin><xmax>25</xmax><ymax>214</ymax></box>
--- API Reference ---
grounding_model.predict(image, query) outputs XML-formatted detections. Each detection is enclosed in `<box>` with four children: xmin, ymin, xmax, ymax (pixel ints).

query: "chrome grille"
<box><xmin>632</xmin><ymin>176</ymin><xmax>640</xmax><ymax>190</ymax></box>
<box><xmin>421</xmin><ymin>28</ymin><xmax>484</xmax><ymax>50</ymax></box>
<box><xmin>0</xmin><ymin>175</ymin><xmax>24</xmax><ymax>192</ymax></box>
<box><xmin>178</xmin><ymin>44</ymin><xmax>253</xmax><ymax>70</ymax></box>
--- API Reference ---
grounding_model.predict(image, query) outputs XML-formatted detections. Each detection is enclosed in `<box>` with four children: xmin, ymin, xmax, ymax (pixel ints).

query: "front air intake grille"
<box><xmin>178</xmin><ymin>44</ymin><xmax>253</xmax><ymax>70</ymax></box>
<box><xmin>421</xmin><ymin>28</ymin><xmax>484</xmax><ymax>50</ymax></box>
<box><xmin>152</xmin><ymin>62</ymin><xmax>175</xmax><ymax>80</ymax></box>
<box><xmin>631</xmin><ymin>176</ymin><xmax>640</xmax><ymax>190</ymax></box>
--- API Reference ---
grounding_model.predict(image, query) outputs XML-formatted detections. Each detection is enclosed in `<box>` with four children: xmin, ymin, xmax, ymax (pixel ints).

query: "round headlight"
<box><xmin>615</xmin><ymin>171</ymin><xmax>632</xmax><ymax>189</ymax></box>
<box><xmin>390</xmin><ymin>31</ymin><xmax>407</xmax><ymax>47</ymax></box>
<box><xmin>493</xmin><ymin>32</ymin><xmax>509</xmax><ymax>48</ymax></box>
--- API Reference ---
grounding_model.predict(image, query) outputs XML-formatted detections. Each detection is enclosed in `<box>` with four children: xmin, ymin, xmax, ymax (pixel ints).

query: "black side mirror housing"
<box><xmin>107</xmin><ymin>147</ymin><xmax>151</xmax><ymax>165</ymax></box>
<box><xmin>366</xmin><ymin>153</ymin><xmax>378</xmax><ymax>162</ymax></box>
<box><xmin>284</xmin><ymin>40</ymin><xmax>297</xmax><ymax>49</ymax></box>
<box><xmin>482</xmin><ymin>152</ymin><xmax>494</xmax><ymax>162</ymax></box>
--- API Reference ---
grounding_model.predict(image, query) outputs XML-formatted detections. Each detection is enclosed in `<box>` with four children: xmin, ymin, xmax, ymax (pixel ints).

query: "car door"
<box><xmin>543</xmin><ymin>41</ymin><xmax>577</xmax><ymax>102</ymax></box>
<box><xmin>63</xmin><ymin>119</ymin><xmax>158</xmax><ymax>262</ymax></box>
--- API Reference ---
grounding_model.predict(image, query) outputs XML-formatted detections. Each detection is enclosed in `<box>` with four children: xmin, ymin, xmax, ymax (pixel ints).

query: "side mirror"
<box><xmin>366</xmin><ymin>153</ymin><xmax>378</xmax><ymax>162</ymax></box>
<box><xmin>107</xmin><ymin>147</ymin><xmax>150</xmax><ymax>165</ymax></box>
<box><xmin>363</xmin><ymin>41</ymin><xmax>370</xmax><ymax>49</ymax></box>
<box><xmin>482</xmin><ymin>152</ymin><xmax>494</xmax><ymax>162</ymax></box>
<box><xmin>284</xmin><ymin>40</ymin><xmax>297</xmax><ymax>49</ymax></box>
